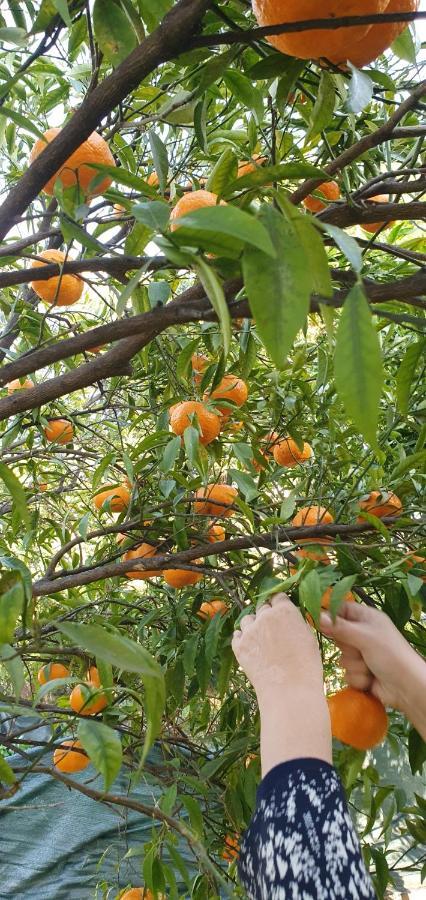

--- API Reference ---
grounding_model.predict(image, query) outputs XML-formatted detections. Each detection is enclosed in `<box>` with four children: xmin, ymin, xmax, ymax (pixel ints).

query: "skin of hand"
<box><xmin>232</xmin><ymin>593</ymin><xmax>332</xmax><ymax>775</ymax></box>
<box><xmin>320</xmin><ymin>602</ymin><xmax>426</xmax><ymax>741</ymax></box>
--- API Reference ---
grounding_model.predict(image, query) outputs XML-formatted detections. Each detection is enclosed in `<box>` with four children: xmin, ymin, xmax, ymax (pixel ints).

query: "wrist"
<box><xmin>399</xmin><ymin>651</ymin><xmax>426</xmax><ymax>735</ymax></box>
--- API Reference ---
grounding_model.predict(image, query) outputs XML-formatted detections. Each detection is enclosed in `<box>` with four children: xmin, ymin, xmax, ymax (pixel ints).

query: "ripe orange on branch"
<box><xmin>362</xmin><ymin>194</ymin><xmax>395</xmax><ymax>233</ymax></box>
<box><xmin>69</xmin><ymin>679</ymin><xmax>108</xmax><ymax>716</ymax></box>
<box><xmin>194</xmin><ymin>484</ymin><xmax>238</xmax><ymax>518</ymax></box>
<box><xmin>273</xmin><ymin>437</ymin><xmax>313</xmax><ymax>468</ymax></box>
<box><xmin>37</xmin><ymin>662</ymin><xmax>70</xmax><ymax>685</ymax></box>
<box><xmin>120</xmin><ymin>889</ymin><xmax>165</xmax><ymax>900</ymax></box>
<box><xmin>30</xmin><ymin>249</ymin><xmax>83</xmax><ymax>306</ymax></box>
<box><xmin>163</xmin><ymin>559</ymin><xmax>203</xmax><ymax>587</ymax></box>
<box><xmin>6</xmin><ymin>378</ymin><xmax>33</xmax><ymax>393</ymax></box>
<box><xmin>222</xmin><ymin>834</ymin><xmax>240</xmax><ymax>862</ymax></box>
<box><xmin>292</xmin><ymin>505</ymin><xmax>334</xmax><ymax>528</ymax></box>
<box><xmin>306</xmin><ymin>586</ymin><xmax>355</xmax><ymax>627</ymax></box>
<box><xmin>198</xmin><ymin>599</ymin><xmax>228</xmax><ymax>620</ymax></box>
<box><xmin>251</xmin><ymin>0</ymin><xmax>390</xmax><ymax>63</ymax></box>
<box><xmin>169</xmin><ymin>400</ymin><xmax>221</xmax><ymax>446</ymax></box>
<box><xmin>303</xmin><ymin>181</ymin><xmax>340</xmax><ymax>214</ymax></box>
<box><xmin>327</xmin><ymin>0</ymin><xmax>420</xmax><ymax>67</ymax></box>
<box><xmin>30</xmin><ymin>128</ymin><xmax>115</xmax><ymax>196</ymax></box>
<box><xmin>53</xmin><ymin>740</ymin><xmax>90</xmax><ymax>773</ymax></box>
<box><xmin>328</xmin><ymin>687</ymin><xmax>388</xmax><ymax>750</ymax></box>
<box><xmin>123</xmin><ymin>543</ymin><xmax>161</xmax><ymax>580</ymax></box>
<box><xmin>237</xmin><ymin>154</ymin><xmax>268</xmax><ymax>178</ymax></box>
<box><xmin>357</xmin><ymin>490</ymin><xmax>402</xmax><ymax>520</ymax></box>
<box><xmin>170</xmin><ymin>189</ymin><xmax>225</xmax><ymax>230</ymax></box>
<box><xmin>93</xmin><ymin>484</ymin><xmax>130</xmax><ymax>513</ymax></box>
<box><xmin>206</xmin><ymin>374</ymin><xmax>248</xmax><ymax>417</ymax></box>
<box><xmin>207</xmin><ymin>523</ymin><xmax>226</xmax><ymax>543</ymax></box>
<box><xmin>44</xmin><ymin>419</ymin><xmax>74</xmax><ymax>445</ymax></box>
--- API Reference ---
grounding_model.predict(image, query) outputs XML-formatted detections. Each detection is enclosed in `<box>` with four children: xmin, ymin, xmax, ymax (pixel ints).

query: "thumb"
<box><xmin>319</xmin><ymin>601</ymin><xmax>369</xmax><ymax>650</ymax></box>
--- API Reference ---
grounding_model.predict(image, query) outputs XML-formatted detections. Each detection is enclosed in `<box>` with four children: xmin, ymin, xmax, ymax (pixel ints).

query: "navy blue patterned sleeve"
<box><xmin>238</xmin><ymin>757</ymin><xmax>376</xmax><ymax>899</ymax></box>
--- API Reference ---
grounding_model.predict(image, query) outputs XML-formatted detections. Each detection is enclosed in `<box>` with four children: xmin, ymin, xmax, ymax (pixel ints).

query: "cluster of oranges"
<box><xmin>38</xmin><ymin>662</ymin><xmax>109</xmax><ymax>772</ymax></box>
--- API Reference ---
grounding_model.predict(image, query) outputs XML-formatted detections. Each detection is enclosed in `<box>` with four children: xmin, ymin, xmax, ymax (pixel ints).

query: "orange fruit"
<box><xmin>53</xmin><ymin>739</ymin><xmax>89</xmax><ymax>773</ymax></box>
<box><xmin>273</xmin><ymin>437</ymin><xmax>313</xmax><ymax>468</ymax></box>
<box><xmin>251</xmin><ymin>0</ymin><xmax>389</xmax><ymax>62</ymax></box>
<box><xmin>303</xmin><ymin>180</ymin><xmax>341</xmax><ymax>214</ymax></box>
<box><xmin>362</xmin><ymin>194</ymin><xmax>395</xmax><ymax>233</ymax></box>
<box><xmin>222</xmin><ymin>834</ymin><xmax>239</xmax><ymax>862</ymax></box>
<box><xmin>120</xmin><ymin>890</ymin><xmax>164</xmax><ymax>900</ymax></box>
<box><xmin>38</xmin><ymin>482</ymin><xmax>48</xmax><ymax>492</ymax></box>
<box><xmin>170</xmin><ymin>189</ymin><xmax>225</xmax><ymax>230</ymax></box>
<box><xmin>44</xmin><ymin>419</ymin><xmax>74</xmax><ymax>444</ymax></box>
<box><xmin>206</xmin><ymin>374</ymin><xmax>248</xmax><ymax>417</ymax></box>
<box><xmin>30</xmin><ymin>249</ymin><xmax>83</xmax><ymax>306</ymax></box>
<box><xmin>207</xmin><ymin>523</ymin><xmax>226</xmax><ymax>543</ymax></box>
<box><xmin>29</xmin><ymin>127</ymin><xmax>115</xmax><ymax>196</ymax></box>
<box><xmin>194</xmin><ymin>484</ymin><xmax>238</xmax><ymax>518</ymax></box>
<box><xmin>357</xmin><ymin>490</ymin><xmax>402</xmax><ymax>520</ymax></box>
<box><xmin>192</xmin><ymin>353</ymin><xmax>209</xmax><ymax>385</ymax></box>
<box><xmin>123</xmin><ymin>543</ymin><xmax>161</xmax><ymax>580</ymax></box>
<box><xmin>147</xmin><ymin>172</ymin><xmax>159</xmax><ymax>187</ymax></box>
<box><xmin>6</xmin><ymin>378</ymin><xmax>33</xmax><ymax>393</ymax></box>
<box><xmin>328</xmin><ymin>0</ymin><xmax>419</xmax><ymax>67</ymax></box>
<box><xmin>69</xmin><ymin>682</ymin><xmax>108</xmax><ymax>716</ymax></box>
<box><xmin>37</xmin><ymin>662</ymin><xmax>70</xmax><ymax>685</ymax></box>
<box><xmin>292</xmin><ymin>506</ymin><xmax>334</xmax><ymax>528</ymax></box>
<box><xmin>86</xmin><ymin>665</ymin><xmax>101</xmax><ymax>687</ymax></box>
<box><xmin>163</xmin><ymin>564</ymin><xmax>203</xmax><ymax>588</ymax></box>
<box><xmin>306</xmin><ymin>586</ymin><xmax>355</xmax><ymax>627</ymax></box>
<box><xmin>87</xmin><ymin>344</ymin><xmax>105</xmax><ymax>354</ymax></box>
<box><xmin>237</xmin><ymin>154</ymin><xmax>268</xmax><ymax>178</ymax></box>
<box><xmin>93</xmin><ymin>484</ymin><xmax>130</xmax><ymax>513</ymax></box>
<box><xmin>289</xmin><ymin>546</ymin><xmax>331</xmax><ymax>575</ymax></box>
<box><xmin>169</xmin><ymin>400</ymin><xmax>221</xmax><ymax>446</ymax></box>
<box><xmin>327</xmin><ymin>687</ymin><xmax>388</xmax><ymax>750</ymax></box>
<box><xmin>403</xmin><ymin>552</ymin><xmax>426</xmax><ymax>581</ymax></box>
<box><xmin>198</xmin><ymin>599</ymin><xmax>228</xmax><ymax>620</ymax></box>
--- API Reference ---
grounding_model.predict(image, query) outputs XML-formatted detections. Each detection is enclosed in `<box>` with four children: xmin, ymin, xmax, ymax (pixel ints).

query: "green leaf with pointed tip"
<box><xmin>0</xmin><ymin>27</ymin><xmax>27</xmax><ymax>46</ymax></box>
<box><xmin>0</xmin><ymin>643</ymin><xmax>25</xmax><ymax>698</ymax></box>
<box><xmin>306</xmin><ymin>71</ymin><xmax>335</xmax><ymax>143</ymax></box>
<box><xmin>31</xmin><ymin>0</ymin><xmax>57</xmax><ymax>33</ymax></box>
<box><xmin>299</xmin><ymin>570</ymin><xmax>322</xmax><ymax>627</ymax></box>
<box><xmin>195</xmin><ymin>258</ymin><xmax>231</xmax><ymax>359</ymax></box>
<box><xmin>0</xmin><ymin>106</ymin><xmax>44</xmax><ymax>140</ymax></box>
<box><xmin>176</xmin><ymin>205</ymin><xmax>276</xmax><ymax>257</ymax></box>
<box><xmin>93</xmin><ymin>0</ymin><xmax>138</xmax><ymax>65</ymax></box>
<box><xmin>133</xmin><ymin>201</ymin><xmax>170</xmax><ymax>231</ymax></box>
<box><xmin>206</xmin><ymin>148</ymin><xmax>238</xmax><ymax>196</ymax></box>
<box><xmin>242</xmin><ymin>205</ymin><xmax>311</xmax><ymax>369</ymax></box>
<box><xmin>227</xmin><ymin>162</ymin><xmax>326</xmax><ymax>195</ymax></box>
<box><xmin>392</xmin><ymin>26</ymin><xmax>416</xmax><ymax>63</ymax></box>
<box><xmin>334</xmin><ymin>284</ymin><xmax>384</xmax><ymax>448</ymax></box>
<box><xmin>0</xmin><ymin>571</ymin><xmax>24</xmax><ymax>644</ymax></box>
<box><xmin>149</xmin><ymin>130</ymin><xmax>168</xmax><ymax>194</ymax></box>
<box><xmin>224</xmin><ymin>71</ymin><xmax>263</xmax><ymax>124</ymax></box>
<box><xmin>0</xmin><ymin>462</ymin><xmax>30</xmax><ymax>528</ymax></box>
<box><xmin>58</xmin><ymin>622</ymin><xmax>162</xmax><ymax>679</ymax></box>
<box><xmin>78</xmin><ymin>720</ymin><xmax>122</xmax><ymax>790</ymax></box>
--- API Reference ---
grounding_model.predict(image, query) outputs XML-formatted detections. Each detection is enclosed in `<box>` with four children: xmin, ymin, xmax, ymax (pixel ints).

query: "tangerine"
<box><xmin>194</xmin><ymin>485</ymin><xmax>238</xmax><ymax>518</ymax></box>
<box><xmin>123</xmin><ymin>543</ymin><xmax>161</xmax><ymax>580</ymax></box>
<box><xmin>93</xmin><ymin>484</ymin><xmax>130</xmax><ymax>513</ymax></box>
<box><xmin>403</xmin><ymin>552</ymin><xmax>426</xmax><ymax>581</ymax></box>
<box><xmin>237</xmin><ymin>154</ymin><xmax>268</xmax><ymax>178</ymax></box>
<box><xmin>170</xmin><ymin>189</ymin><xmax>225</xmax><ymax>230</ymax></box>
<box><xmin>37</xmin><ymin>662</ymin><xmax>70</xmax><ymax>685</ymax></box>
<box><xmin>273</xmin><ymin>437</ymin><xmax>313</xmax><ymax>467</ymax></box>
<box><xmin>198</xmin><ymin>599</ymin><xmax>228</xmax><ymax>620</ymax></box>
<box><xmin>206</xmin><ymin>374</ymin><xmax>248</xmax><ymax>416</ymax></box>
<box><xmin>191</xmin><ymin>353</ymin><xmax>209</xmax><ymax>385</ymax></box>
<box><xmin>362</xmin><ymin>194</ymin><xmax>395</xmax><ymax>233</ymax></box>
<box><xmin>306</xmin><ymin>586</ymin><xmax>356</xmax><ymax>627</ymax></box>
<box><xmin>44</xmin><ymin>419</ymin><xmax>74</xmax><ymax>444</ymax></box>
<box><xmin>327</xmin><ymin>687</ymin><xmax>388</xmax><ymax>750</ymax></box>
<box><xmin>207</xmin><ymin>523</ymin><xmax>226</xmax><ymax>543</ymax></box>
<box><xmin>6</xmin><ymin>378</ymin><xmax>33</xmax><ymax>393</ymax></box>
<box><xmin>357</xmin><ymin>490</ymin><xmax>402</xmax><ymax>520</ymax></box>
<box><xmin>69</xmin><ymin>682</ymin><xmax>108</xmax><ymax>716</ymax></box>
<box><xmin>169</xmin><ymin>400</ymin><xmax>221</xmax><ymax>446</ymax></box>
<box><xmin>303</xmin><ymin>181</ymin><xmax>341</xmax><ymax>214</ymax></box>
<box><xmin>147</xmin><ymin>172</ymin><xmax>159</xmax><ymax>187</ymax></box>
<box><xmin>30</xmin><ymin>128</ymin><xmax>115</xmax><ymax>196</ymax></box>
<box><xmin>222</xmin><ymin>834</ymin><xmax>239</xmax><ymax>862</ymax></box>
<box><xmin>30</xmin><ymin>250</ymin><xmax>83</xmax><ymax>306</ymax></box>
<box><xmin>328</xmin><ymin>0</ymin><xmax>419</xmax><ymax>67</ymax></box>
<box><xmin>53</xmin><ymin>739</ymin><xmax>89</xmax><ymax>773</ymax></box>
<box><xmin>292</xmin><ymin>505</ymin><xmax>334</xmax><ymax>528</ymax></box>
<box><xmin>87</xmin><ymin>666</ymin><xmax>101</xmax><ymax>687</ymax></box>
<box><xmin>163</xmin><ymin>565</ymin><xmax>203</xmax><ymax>588</ymax></box>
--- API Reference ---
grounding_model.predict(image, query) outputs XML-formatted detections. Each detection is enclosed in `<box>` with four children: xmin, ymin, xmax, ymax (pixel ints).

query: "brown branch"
<box><xmin>32</xmin><ymin>519</ymin><xmax>410</xmax><ymax>597</ymax></box>
<box><xmin>320</xmin><ymin>200</ymin><xmax>426</xmax><ymax>228</ymax></box>
<box><xmin>0</xmin><ymin>255</ymin><xmax>168</xmax><ymax>291</ymax></box>
<box><xmin>0</xmin><ymin>0</ymin><xmax>210</xmax><ymax>243</ymax></box>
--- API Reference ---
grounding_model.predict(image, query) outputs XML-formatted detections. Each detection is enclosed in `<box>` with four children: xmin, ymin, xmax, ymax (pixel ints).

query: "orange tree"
<box><xmin>0</xmin><ymin>1</ymin><xmax>425</xmax><ymax>897</ymax></box>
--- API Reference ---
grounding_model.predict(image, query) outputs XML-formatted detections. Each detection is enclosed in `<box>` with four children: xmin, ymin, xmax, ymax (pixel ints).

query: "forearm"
<box><xmin>401</xmin><ymin>652</ymin><xmax>426</xmax><ymax>741</ymax></box>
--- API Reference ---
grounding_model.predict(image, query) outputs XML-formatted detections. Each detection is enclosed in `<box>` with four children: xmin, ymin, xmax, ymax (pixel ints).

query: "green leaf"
<box><xmin>0</xmin><ymin>27</ymin><xmax>27</xmax><ymax>46</ymax></box>
<box><xmin>91</xmin><ymin>164</ymin><xmax>156</xmax><ymax>194</ymax></box>
<box><xmin>58</xmin><ymin>622</ymin><xmax>162</xmax><ymax>679</ymax></box>
<box><xmin>59</xmin><ymin>216</ymin><xmax>106</xmax><ymax>254</ymax></box>
<box><xmin>125</xmin><ymin>221</ymin><xmax>151</xmax><ymax>256</ymax></box>
<box><xmin>396</xmin><ymin>340</ymin><xmax>425</xmax><ymax>415</ymax></box>
<box><xmin>249</xmin><ymin>53</ymin><xmax>301</xmax><ymax>80</ymax></box>
<box><xmin>54</xmin><ymin>0</ymin><xmax>71</xmax><ymax>26</ymax></box>
<box><xmin>0</xmin><ymin>755</ymin><xmax>16</xmax><ymax>787</ymax></box>
<box><xmin>93</xmin><ymin>0</ymin><xmax>138</xmax><ymax>65</ymax></box>
<box><xmin>334</xmin><ymin>284</ymin><xmax>384</xmax><ymax>447</ymax></box>
<box><xmin>133</xmin><ymin>201</ymin><xmax>170</xmax><ymax>231</ymax></box>
<box><xmin>347</xmin><ymin>65</ymin><xmax>373</xmax><ymax>114</ymax></box>
<box><xmin>78</xmin><ymin>720</ymin><xmax>122</xmax><ymax>790</ymax></box>
<box><xmin>228</xmin><ymin>469</ymin><xmax>258</xmax><ymax>503</ymax></box>
<box><xmin>149</xmin><ymin>130</ymin><xmax>168</xmax><ymax>194</ymax></box>
<box><xmin>275</xmin><ymin>58</ymin><xmax>306</xmax><ymax>106</ymax></box>
<box><xmin>224</xmin><ymin>70</ymin><xmax>264</xmax><ymax>124</ymax></box>
<box><xmin>206</xmin><ymin>148</ymin><xmax>238</xmax><ymax>196</ymax></box>
<box><xmin>195</xmin><ymin>258</ymin><xmax>231</xmax><ymax>359</ymax></box>
<box><xmin>0</xmin><ymin>643</ymin><xmax>24</xmax><ymax>698</ymax></box>
<box><xmin>299</xmin><ymin>570</ymin><xmax>322</xmax><ymax>627</ymax></box>
<box><xmin>389</xmin><ymin>449</ymin><xmax>426</xmax><ymax>481</ymax></box>
<box><xmin>181</xmin><ymin>795</ymin><xmax>204</xmax><ymax>837</ymax></box>
<box><xmin>138</xmin><ymin>0</ymin><xmax>172</xmax><ymax>31</ymax></box>
<box><xmin>161</xmin><ymin>436</ymin><xmax>182</xmax><ymax>473</ymax></box>
<box><xmin>329</xmin><ymin>576</ymin><xmax>357</xmax><ymax>620</ymax></box>
<box><xmin>0</xmin><ymin>106</ymin><xmax>44</xmax><ymax>140</ymax></box>
<box><xmin>306</xmin><ymin>71</ymin><xmax>335</xmax><ymax>143</ymax></box>
<box><xmin>31</xmin><ymin>0</ymin><xmax>57</xmax><ymax>33</ymax></box>
<box><xmin>176</xmin><ymin>205</ymin><xmax>276</xmax><ymax>257</ymax></box>
<box><xmin>242</xmin><ymin>205</ymin><xmax>311</xmax><ymax>369</ymax></box>
<box><xmin>392</xmin><ymin>27</ymin><xmax>416</xmax><ymax>63</ymax></box>
<box><xmin>0</xmin><ymin>571</ymin><xmax>24</xmax><ymax>644</ymax></box>
<box><xmin>0</xmin><ymin>461</ymin><xmax>30</xmax><ymax>528</ymax></box>
<box><xmin>319</xmin><ymin>222</ymin><xmax>363</xmax><ymax>274</ymax></box>
<box><xmin>227</xmin><ymin>162</ymin><xmax>326</xmax><ymax>194</ymax></box>
<box><xmin>279</xmin><ymin>198</ymin><xmax>332</xmax><ymax>297</ymax></box>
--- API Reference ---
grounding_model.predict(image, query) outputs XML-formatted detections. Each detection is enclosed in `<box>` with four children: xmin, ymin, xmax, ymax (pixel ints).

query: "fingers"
<box><xmin>232</xmin><ymin>594</ymin><xmax>293</xmax><ymax>644</ymax></box>
<box><xmin>319</xmin><ymin>601</ymin><xmax>369</xmax><ymax>648</ymax></box>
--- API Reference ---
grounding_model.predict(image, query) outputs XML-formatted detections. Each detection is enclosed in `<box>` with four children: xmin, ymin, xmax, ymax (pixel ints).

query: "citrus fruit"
<box><xmin>53</xmin><ymin>739</ymin><xmax>90</xmax><ymax>773</ymax></box>
<box><xmin>403</xmin><ymin>552</ymin><xmax>426</xmax><ymax>581</ymax></box>
<box><xmin>222</xmin><ymin>834</ymin><xmax>239</xmax><ymax>862</ymax></box>
<box><xmin>93</xmin><ymin>484</ymin><xmax>130</xmax><ymax>513</ymax></box>
<box><xmin>194</xmin><ymin>484</ymin><xmax>238</xmax><ymax>518</ymax></box>
<box><xmin>206</xmin><ymin>374</ymin><xmax>248</xmax><ymax>416</ymax></box>
<box><xmin>328</xmin><ymin>0</ymin><xmax>419</xmax><ymax>67</ymax></box>
<box><xmin>147</xmin><ymin>172</ymin><xmax>159</xmax><ymax>187</ymax></box>
<box><xmin>37</xmin><ymin>662</ymin><xmax>70</xmax><ymax>685</ymax></box>
<box><xmin>207</xmin><ymin>523</ymin><xmax>226</xmax><ymax>543</ymax></box>
<box><xmin>170</xmin><ymin>189</ymin><xmax>225</xmax><ymax>230</ymax></box>
<box><xmin>30</xmin><ymin>250</ymin><xmax>83</xmax><ymax>306</ymax></box>
<box><xmin>30</xmin><ymin>127</ymin><xmax>115</xmax><ymax>196</ymax></box>
<box><xmin>123</xmin><ymin>543</ymin><xmax>161</xmax><ymax>580</ymax></box>
<box><xmin>169</xmin><ymin>400</ymin><xmax>221</xmax><ymax>445</ymax></box>
<box><xmin>198</xmin><ymin>599</ymin><xmax>228</xmax><ymax>619</ymax></box>
<box><xmin>303</xmin><ymin>180</ymin><xmax>340</xmax><ymax>214</ymax></box>
<box><xmin>292</xmin><ymin>505</ymin><xmax>334</xmax><ymax>528</ymax></box>
<box><xmin>191</xmin><ymin>353</ymin><xmax>209</xmax><ymax>384</ymax></box>
<box><xmin>44</xmin><ymin>419</ymin><xmax>74</xmax><ymax>444</ymax></box>
<box><xmin>38</xmin><ymin>482</ymin><xmax>48</xmax><ymax>492</ymax></box>
<box><xmin>327</xmin><ymin>687</ymin><xmax>388</xmax><ymax>750</ymax></box>
<box><xmin>273</xmin><ymin>437</ymin><xmax>313</xmax><ymax>467</ymax></box>
<box><xmin>163</xmin><ymin>564</ymin><xmax>203</xmax><ymax>588</ymax></box>
<box><xmin>237</xmin><ymin>154</ymin><xmax>268</xmax><ymax>178</ymax></box>
<box><xmin>357</xmin><ymin>490</ymin><xmax>402</xmax><ymax>520</ymax></box>
<box><xmin>362</xmin><ymin>194</ymin><xmax>395</xmax><ymax>233</ymax></box>
<box><xmin>289</xmin><ymin>546</ymin><xmax>331</xmax><ymax>575</ymax></box>
<box><xmin>87</xmin><ymin>666</ymin><xmax>101</xmax><ymax>687</ymax></box>
<box><xmin>251</xmin><ymin>0</ymin><xmax>390</xmax><ymax>62</ymax></box>
<box><xmin>69</xmin><ymin>682</ymin><xmax>108</xmax><ymax>716</ymax></box>
<box><xmin>120</xmin><ymin>889</ymin><xmax>164</xmax><ymax>900</ymax></box>
<box><xmin>306</xmin><ymin>586</ymin><xmax>356</xmax><ymax>627</ymax></box>
<box><xmin>6</xmin><ymin>378</ymin><xmax>33</xmax><ymax>393</ymax></box>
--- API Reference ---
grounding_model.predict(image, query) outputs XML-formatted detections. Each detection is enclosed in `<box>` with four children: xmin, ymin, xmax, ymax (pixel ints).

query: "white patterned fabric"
<box><xmin>238</xmin><ymin>758</ymin><xmax>376</xmax><ymax>899</ymax></box>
